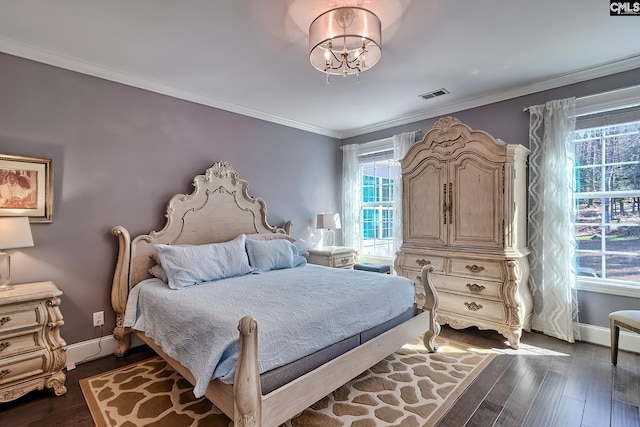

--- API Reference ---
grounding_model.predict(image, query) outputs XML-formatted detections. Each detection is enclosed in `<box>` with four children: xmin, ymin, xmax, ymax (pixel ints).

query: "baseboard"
<box><xmin>578</xmin><ymin>322</ymin><xmax>640</xmax><ymax>354</ymax></box>
<box><xmin>64</xmin><ymin>322</ymin><xmax>639</xmax><ymax>369</ymax></box>
<box><xmin>65</xmin><ymin>330</ymin><xmax>144</xmax><ymax>369</ymax></box>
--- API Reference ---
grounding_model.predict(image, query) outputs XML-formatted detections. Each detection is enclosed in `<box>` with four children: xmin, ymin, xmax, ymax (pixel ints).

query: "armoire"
<box><xmin>394</xmin><ymin>117</ymin><xmax>532</xmax><ymax>349</ymax></box>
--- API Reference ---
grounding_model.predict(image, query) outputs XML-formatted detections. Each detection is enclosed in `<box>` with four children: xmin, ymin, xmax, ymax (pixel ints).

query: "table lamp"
<box><xmin>0</xmin><ymin>217</ymin><xmax>34</xmax><ymax>291</ymax></box>
<box><xmin>316</xmin><ymin>213</ymin><xmax>341</xmax><ymax>248</ymax></box>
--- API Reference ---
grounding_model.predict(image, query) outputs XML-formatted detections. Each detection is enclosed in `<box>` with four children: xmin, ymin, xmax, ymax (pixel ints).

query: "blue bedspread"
<box><xmin>124</xmin><ymin>264</ymin><xmax>414</xmax><ymax>397</ymax></box>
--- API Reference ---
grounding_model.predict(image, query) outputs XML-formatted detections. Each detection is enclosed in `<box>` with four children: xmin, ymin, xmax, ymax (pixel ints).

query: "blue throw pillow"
<box><xmin>154</xmin><ymin>234</ymin><xmax>253</xmax><ymax>289</ymax></box>
<box><xmin>245</xmin><ymin>238</ymin><xmax>297</xmax><ymax>272</ymax></box>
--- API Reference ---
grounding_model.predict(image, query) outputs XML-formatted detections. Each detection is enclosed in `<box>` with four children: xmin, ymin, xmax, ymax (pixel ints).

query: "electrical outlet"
<box><xmin>93</xmin><ymin>311</ymin><xmax>104</xmax><ymax>327</ymax></box>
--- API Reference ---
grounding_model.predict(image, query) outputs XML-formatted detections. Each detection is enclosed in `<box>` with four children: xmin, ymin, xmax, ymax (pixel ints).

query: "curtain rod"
<box><xmin>522</xmin><ymin>84</ymin><xmax>640</xmax><ymax>114</ymax></box>
<box><xmin>340</xmin><ymin>129</ymin><xmax>422</xmax><ymax>150</ymax></box>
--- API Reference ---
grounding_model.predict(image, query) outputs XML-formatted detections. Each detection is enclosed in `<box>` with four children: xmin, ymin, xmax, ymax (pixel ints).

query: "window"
<box><xmin>574</xmin><ymin>106</ymin><xmax>640</xmax><ymax>292</ymax></box>
<box><xmin>360</xmin><ymin>159</ymin><xmax>397</xmax><ymax>257</ymax></box>
<box><xmin>350</xmin><ymin>138</ymin><xmax>401</xmax><ymax>258</ymax></box>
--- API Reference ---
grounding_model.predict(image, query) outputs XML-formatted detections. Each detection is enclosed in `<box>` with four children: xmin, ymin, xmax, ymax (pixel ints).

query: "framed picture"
<box><xmin>0</xmin><ymin>154</ymin><xmax>53</xmax><ymax>223</ymax></box>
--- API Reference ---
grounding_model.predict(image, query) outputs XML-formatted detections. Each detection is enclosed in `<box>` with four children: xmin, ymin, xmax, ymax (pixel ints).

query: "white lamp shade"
<box><xmin>0</xmin><ymin>217</ymin><xmax>34</xmax><ymax>250</ymax></box>
<box><xmin>316</xmin><ymin>213</ymin><xmax>341</xmax><ymax>230</ymax></box>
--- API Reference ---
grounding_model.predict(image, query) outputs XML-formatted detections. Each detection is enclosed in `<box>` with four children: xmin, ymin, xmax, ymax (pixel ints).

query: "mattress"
<box><xmin>124</xmin><ymin>264</ymin><xmax>415</xmax><ymax>397</ymax></box>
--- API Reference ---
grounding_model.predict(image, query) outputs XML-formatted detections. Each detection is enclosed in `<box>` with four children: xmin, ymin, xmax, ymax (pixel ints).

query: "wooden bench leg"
<box><xmin>610</xmin><ymin>317</ymin><xmax>619</xmax><ymax>366</ymax></box>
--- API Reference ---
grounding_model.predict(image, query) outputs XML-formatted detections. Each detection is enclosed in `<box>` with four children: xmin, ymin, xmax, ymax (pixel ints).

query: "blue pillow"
<box><xmin>245</xmin><ymin>238</ymin><xmax>303</xmax><ymax>272</ymax></box>
<box><xmin>154</xmin><ymin>234</ymin><xmax>253</xmax><ymax>289</ymax></box>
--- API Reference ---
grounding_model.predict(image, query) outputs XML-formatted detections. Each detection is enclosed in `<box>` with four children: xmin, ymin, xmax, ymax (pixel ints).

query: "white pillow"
<box><xmin>245</xmin><ymin>238</ymin><xmax>295</xmax><ymax>272</ymax></box>
<box><xmin>154</xmin><ymin>234</ymin><xmax>253</xmax><ymax>289</ymax></box>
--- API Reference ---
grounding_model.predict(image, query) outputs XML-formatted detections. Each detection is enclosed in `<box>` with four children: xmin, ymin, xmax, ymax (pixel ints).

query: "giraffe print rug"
<box><xmin>80</xmin><ymin>336</ymin><xmax>496</xmax><ymax>427</ymax></box>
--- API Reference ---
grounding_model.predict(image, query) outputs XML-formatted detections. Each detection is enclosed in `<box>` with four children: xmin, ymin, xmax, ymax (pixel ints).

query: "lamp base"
<box><xmin>0</xmin><ymin>284</ymin><xmax>14</xmax><ymax>292</ymax></box>
<box><xmin>323</xmin><ymin>229</ymin><xmax>336</xmax><ymax>247</ymax></box>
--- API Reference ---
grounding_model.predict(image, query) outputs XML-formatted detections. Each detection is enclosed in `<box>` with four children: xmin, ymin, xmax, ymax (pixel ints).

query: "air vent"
<box><xmin>418</xmin><ymin>88</ymin><xmax>449</xmax><ymax>100</ymax></box>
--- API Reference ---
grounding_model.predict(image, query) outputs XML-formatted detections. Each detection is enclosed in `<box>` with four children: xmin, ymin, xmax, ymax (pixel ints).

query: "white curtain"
<box><xmin>342</xmin><ymin>143</ymin><xmax>360</xmax><ymax>249</ymax></box>
<box><xmin>528</xmin><ymin>98</ymin><xmax>581</xmax><ymax>343</ymax></box>
<box><xmin>392</xmin><ymin>131</ymin><xmax>416</xmax><ymax>255</ymax></box>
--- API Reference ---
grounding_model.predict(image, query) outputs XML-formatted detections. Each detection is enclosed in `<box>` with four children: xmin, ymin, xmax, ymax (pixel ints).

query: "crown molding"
<box><xmin>0</xmin><ymin>36</ymin><xmax>341</xmax><ymax>139</ymax></box>
<box><xmin>1</xmin><ymin>35</ymin><xmax>638</xmax><ymax>141</ymax></box>
<box><xmin>339</xmin><ymin>55</ymin><xmax>640</xmax><ymax>139</ymax></box>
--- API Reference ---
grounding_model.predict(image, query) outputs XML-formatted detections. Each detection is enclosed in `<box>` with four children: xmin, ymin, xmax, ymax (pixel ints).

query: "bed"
<box><xmin>110</xmin><ymin>161</ymin><xmax>440</xmax><ymax>427</ymax></box>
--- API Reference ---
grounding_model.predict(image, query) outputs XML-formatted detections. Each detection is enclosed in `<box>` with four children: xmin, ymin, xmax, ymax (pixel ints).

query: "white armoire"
<box><xmin>394</xmin><ymin>117</ymin><xmax>532</xmax><ymax>348</ymax></box>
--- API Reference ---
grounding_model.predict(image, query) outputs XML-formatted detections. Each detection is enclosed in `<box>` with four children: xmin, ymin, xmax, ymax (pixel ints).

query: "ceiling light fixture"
<box><xmin>309</xmin><ymin>6</ymin><xmax>382</xmax><ymax>84</ymax></box>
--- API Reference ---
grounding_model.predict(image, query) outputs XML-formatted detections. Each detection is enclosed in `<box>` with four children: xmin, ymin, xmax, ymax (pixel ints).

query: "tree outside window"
<box><xmin>574</xmin><ymin>119</ymin><xmax>640</xmax><ymax>285</ymax></box>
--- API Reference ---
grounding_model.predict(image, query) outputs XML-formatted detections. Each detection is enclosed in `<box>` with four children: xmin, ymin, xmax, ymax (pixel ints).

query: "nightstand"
<box><xmin>0</xmin><ymin>281</ymin><xmax>67</xmax><ymax>403</ymax></box>
<box><xmin>307</xmin><ymin>246</ymin><xmax>358</xmax><ymax>269</ymax></box>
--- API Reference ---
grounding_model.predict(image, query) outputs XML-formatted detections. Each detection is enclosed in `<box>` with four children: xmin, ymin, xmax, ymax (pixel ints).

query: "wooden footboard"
<box><xmin>233</xmin><ymin>264</ymin><xmax>440</xmax><ymax>427</ymax></box>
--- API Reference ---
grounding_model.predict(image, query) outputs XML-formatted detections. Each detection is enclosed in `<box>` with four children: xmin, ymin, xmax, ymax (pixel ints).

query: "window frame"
<box><xmin>360</xmin><ymin>161</ymin><xmax>396</xmax><ymax>257</ymax></box>
<box><xmin>354</xmin><ymin>138</ymin><xmax>399</xmax><ymax>260</ymax></box>
<box><xmin>572</xmin><ymin>85</ymin><xmax>640</xmax><ymax>298</ymax></box>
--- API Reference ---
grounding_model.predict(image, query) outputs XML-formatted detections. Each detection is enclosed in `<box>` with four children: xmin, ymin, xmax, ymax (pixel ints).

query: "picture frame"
<box><xmin>0</xmin><ymin>154</ymin><xmax>53</xmax><ymax>223</ymax></box>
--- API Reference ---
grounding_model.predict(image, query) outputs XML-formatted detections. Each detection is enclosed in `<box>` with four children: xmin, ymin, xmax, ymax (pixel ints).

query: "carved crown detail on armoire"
<box><xmin>394</xmin><ymin>117</ymin><xmax>532</xmax><ymax>349</ymax></box>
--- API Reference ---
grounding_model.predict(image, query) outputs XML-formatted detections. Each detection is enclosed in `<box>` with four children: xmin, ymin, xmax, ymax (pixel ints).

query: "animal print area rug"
<box><xmin>80</xmin><ymin>336</ymin><xmax>496</xmax><ymax>427</ymax></box>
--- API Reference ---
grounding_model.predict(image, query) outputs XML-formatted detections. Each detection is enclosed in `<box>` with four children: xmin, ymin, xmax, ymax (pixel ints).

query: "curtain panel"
<box><xmin>528</xmin><ymin>98</ymin><xmax>581</xmax><ymax>343</ymax></box>
<box><xmin>392</xmin><ymin>131</ymin><xmax>416</xmax><ymax>256</ymax></box>
<box><xmin>342</xmin><ymin>144</ymin><xmax>360</xmax><ymax>249</ymax></box>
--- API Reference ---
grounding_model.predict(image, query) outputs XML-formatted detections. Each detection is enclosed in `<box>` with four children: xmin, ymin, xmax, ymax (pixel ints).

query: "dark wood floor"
<box><xmin>1</xmin><ymin>326</ymin><xmax>638</xmax><ymax>427</ymax></box>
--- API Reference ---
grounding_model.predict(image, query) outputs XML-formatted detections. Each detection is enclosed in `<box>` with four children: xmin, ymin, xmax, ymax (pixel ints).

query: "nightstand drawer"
<box><xmin>307</xmin><ymin>247</ymin><xmax>358</xmax><ymax>269</ymax></box>
<box><xmin>0</xmin><ymin>303</ymin><xmax>43</xmax><ymax>335</ymax></box>
<box><xmin>0</xmin><ymin>351</ymin><xmax>47</xmax><ymax>386</ymax></box>
<box><xmin>0</xmin><ymin>331</ymin><xmax>43</xmax><ymax>359</ymax></box>
<box><xmin>332</xmin><ymin>254</ymin><xmax>356</xmax><ymax>268</ymax></box>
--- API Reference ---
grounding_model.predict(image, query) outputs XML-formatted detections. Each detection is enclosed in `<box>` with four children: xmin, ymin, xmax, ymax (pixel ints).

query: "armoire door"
<box><xmin>403</xmin><ymin>157</ymin><xmax>447</xmax><ymax>247</ymax></box>
<box><xmin>448</xmin><ymin>153</ymin><xmax>503</xmax><ymax>249</ymax></box>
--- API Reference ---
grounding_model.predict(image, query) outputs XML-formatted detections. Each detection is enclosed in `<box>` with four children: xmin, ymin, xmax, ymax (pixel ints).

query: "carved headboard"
<box><xmin>111</xmin><ymin>161</ymin><xmax>292</xmax><ymax>309</ymax></box>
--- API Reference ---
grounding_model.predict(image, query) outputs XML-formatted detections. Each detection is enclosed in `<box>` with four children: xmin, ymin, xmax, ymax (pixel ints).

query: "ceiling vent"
<box><xmin>418</xmin><ymin>88</ymin><xmax>449</xmax><ymax>100</ymax></box>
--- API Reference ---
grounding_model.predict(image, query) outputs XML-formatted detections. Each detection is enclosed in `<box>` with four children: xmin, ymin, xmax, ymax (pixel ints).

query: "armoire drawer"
<box><xmin>433</xmin><ymin>274</ymin><xmax>502</xmax><ymax>300</ymax></box>
<box><xmin>449</xmin><ymin>258</ymin><xmax>503</xmax><ymax>280</ymax></box>
<box><xmin>400</xmin><ymin>254</ymin><xmax>445</xmax><ymax>272</ymax></box>
<box><xmin>438</xmin><ymin>292</ymin><xmax>506</xmax><ymax>323</ymax></box>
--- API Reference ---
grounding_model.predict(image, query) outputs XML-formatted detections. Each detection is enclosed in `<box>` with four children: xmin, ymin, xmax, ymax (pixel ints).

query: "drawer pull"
<box><xmin>464</xmin><ymin>302</ymin><xmax>483</xmax><ymax>311</ymax></box>
<box><xmin>0</xmin><ymin>369</ymin><xmax>9</xmax><ymax>379</ymax></box>
<box><xmin>465</xmin><ymin>264</ymin><xmax>485</xmax><ymax>273</ymax></box>
<box><xmin>415</xmin><ymin>276</ymin><xmax>422</xmax><ymax>284</ymax></box>
<box><xmin>0</xmin><ymin>342</ymin><xmax>10</xmax><ymax>352</ymax></box>
<box><xmin>466</xmin><ymin>283</ymin><xmax>486</xmax><ymax>293</ymax></box>
<box><xmin>415</xmin><ymin>259</ymin><xmax>431</xmax><ymax>267</ymax></box>
<box><xmin>0</xmin><ymin>316</ymin><xmax>11</xmax><ymax>327</ymax></box>
<box><xmin>339</xmin><ymin>257</ymin><xmax>350</xmax><ymax>264</ymax></box>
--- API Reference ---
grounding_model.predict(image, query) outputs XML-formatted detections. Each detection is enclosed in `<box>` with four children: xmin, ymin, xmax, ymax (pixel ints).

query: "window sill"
<box><xmin>577</xmin><ymin>278</ymin><xmax>639</xmax><ymax>298</ymax></box>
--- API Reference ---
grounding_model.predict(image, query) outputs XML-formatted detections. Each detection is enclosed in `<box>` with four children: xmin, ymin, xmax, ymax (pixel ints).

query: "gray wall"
<box><xmin>344</xmin><ymin>68</ymin><xmax>640</xmax><ymax>329</ymax></box>
<box><xmin>0</xmin><ymin>52</ymin><xmax>342</xmax><ymax>345</ymax></box>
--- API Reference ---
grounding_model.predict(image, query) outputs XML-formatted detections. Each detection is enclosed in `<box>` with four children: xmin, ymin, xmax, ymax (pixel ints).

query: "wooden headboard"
<box><xmin>110</xmin><ymin>161</ymin><xmax>291</xmax><ymax>354</ymax></box>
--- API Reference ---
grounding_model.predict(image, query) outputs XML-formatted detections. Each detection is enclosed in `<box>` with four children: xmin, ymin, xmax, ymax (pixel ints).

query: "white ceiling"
<box><xmin>1</xmin><ymin>0</ymin><xmax>639</xmax><ymax>139</ymax></box>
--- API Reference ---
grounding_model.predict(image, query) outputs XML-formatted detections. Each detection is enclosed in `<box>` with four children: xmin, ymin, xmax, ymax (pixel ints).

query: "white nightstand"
<box><xmin>0</xmin><ymin>281</ymin><xmax>67</xmax><ymax>402</ymax></box>
<box><xmin>307</xmin><ymin>246</ymin><xmax>358</xmax><ymax>269</ymax></box>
